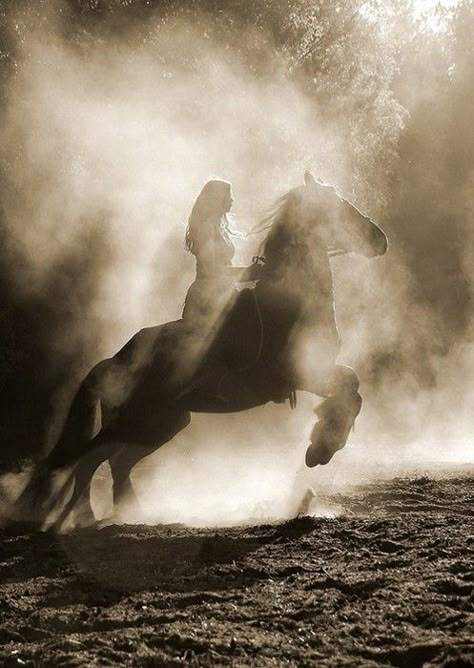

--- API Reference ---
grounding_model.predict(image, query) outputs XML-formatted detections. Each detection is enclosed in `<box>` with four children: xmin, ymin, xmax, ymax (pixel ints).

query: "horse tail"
<box><xmin>46</xmin><ymin>359</ymin><xmax>109</xmax><ymax>470</ymax></box>
<box><xmin>8</xmin><ymin>361</ymin><xmax>108</xmax><ymax>526</ymax></box>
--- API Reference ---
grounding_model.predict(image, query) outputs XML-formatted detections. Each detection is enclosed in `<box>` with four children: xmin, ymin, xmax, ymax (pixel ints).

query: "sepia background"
<box><xmin>0</xmin><ymin>0</ymin><xmax>472</xmax><ymax>523</ymax></box>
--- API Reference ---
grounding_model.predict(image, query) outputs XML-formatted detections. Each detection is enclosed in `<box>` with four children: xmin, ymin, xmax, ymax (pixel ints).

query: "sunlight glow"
<box><xmin>414</xmin><ymin>0</ymin><xmax>458</xmax><ymax>13</ymax></box>
<box><xmin>360</xmin><ymin>0</ymin><xmax>459</xmax><ymax>31</ymax></box>
<box><xmin>414</xmin><ymin>0</ymin><xmax>460</xmax><ymax>31</ymax></box>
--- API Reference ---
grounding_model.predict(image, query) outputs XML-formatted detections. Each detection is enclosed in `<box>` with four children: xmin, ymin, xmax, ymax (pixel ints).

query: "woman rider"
<box><xmin>182</xmin><ymin>179</ymin><xmax>263</xmax><ymax>335</ymax></box>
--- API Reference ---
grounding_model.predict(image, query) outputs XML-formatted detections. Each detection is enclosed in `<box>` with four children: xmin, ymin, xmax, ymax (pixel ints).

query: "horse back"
<box><xmin>112</xmin><ymin>321</ymin><xmax>181</xmax><ymax>372</ymax></box>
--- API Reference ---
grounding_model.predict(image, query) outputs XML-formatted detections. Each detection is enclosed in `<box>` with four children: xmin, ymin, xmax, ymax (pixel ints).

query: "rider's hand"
<box><xmin>249</xmin><ymin>263</ymin><xmax>265</xmax><ymax>280</ymax></box>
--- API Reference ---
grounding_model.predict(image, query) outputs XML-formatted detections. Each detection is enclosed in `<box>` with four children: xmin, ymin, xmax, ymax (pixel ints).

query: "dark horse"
<box><xmin>12</xmin><ymin>172</ymin><xmax>387</xmax><ymax>530</ymax></box>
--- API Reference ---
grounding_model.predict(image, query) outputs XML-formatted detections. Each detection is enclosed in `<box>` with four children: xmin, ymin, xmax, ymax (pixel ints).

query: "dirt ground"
<box><xmin>1</xmin><ymin>468</ymin><xmax>473</xmax><ymax>667</ymax></box>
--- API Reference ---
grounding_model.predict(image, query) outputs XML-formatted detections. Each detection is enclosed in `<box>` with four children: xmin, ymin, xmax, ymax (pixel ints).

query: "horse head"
<box><xmin>259</xmin><ymin>172</ymin><xmax>387</xmax><ymax>286</ymax></box>
<box><xmin>300</xmin><ymin>171</ymin><xmax>388</xmax><ymax>258</ymax></box>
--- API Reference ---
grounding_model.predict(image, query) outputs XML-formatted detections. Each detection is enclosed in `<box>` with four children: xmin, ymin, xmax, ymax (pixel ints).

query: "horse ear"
<box><xmin>304</xmin><ymin>171</ymin><xmax>316</xmax><ymax>187</ymax></box>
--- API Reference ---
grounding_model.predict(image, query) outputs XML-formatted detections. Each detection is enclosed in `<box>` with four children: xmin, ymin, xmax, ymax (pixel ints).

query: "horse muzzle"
<box><xmin>374</xmin><ymin>230</ymin><xmax>388</xmax><ymax>256</ymax></box>
<box><xmin>363</xmin><ymin>227</ymin><xmax>388</xmax><ymax>257</ymax></box>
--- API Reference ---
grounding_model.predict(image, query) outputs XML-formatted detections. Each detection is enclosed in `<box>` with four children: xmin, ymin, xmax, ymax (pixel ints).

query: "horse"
<box><xmin>11</xmin><ymin>172</ymin><xmax>387</xmax><ymax>531</ymax></box>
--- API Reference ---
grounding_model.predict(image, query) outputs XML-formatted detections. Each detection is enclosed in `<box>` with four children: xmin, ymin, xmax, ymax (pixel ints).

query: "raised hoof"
<box><xmin>305</xmin><ymin>442</ymin><xmax>335</xmax><ymax>467</ymax></box>
<box><xmin>305</xmin><ymin>417</ymin><xmax>349</xmax><ymax>467</ymax></box>
<box><xmin>306</xmin><ymin>393</ymin><xmax>362</xmax><ymax>468</ymax></box>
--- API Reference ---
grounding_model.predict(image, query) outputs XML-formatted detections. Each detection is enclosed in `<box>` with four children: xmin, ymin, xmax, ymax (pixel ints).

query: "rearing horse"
<box><xmin>13</xmin><ymin>172</ymin><xmax>387</xmax><ymax>530</ymax></box>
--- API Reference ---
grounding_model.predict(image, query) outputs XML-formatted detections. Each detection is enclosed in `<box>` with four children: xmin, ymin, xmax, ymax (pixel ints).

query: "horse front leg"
<box><xmin>305</xmin><ymin>364</ymin><xmax>362</xmax><ymax>467</ymax></box>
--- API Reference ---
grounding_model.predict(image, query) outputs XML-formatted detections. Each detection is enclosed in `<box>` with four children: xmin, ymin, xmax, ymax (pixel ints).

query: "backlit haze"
<box><xmin>0</xmin><ymin>0</ymin><xmax>472</xmax><ymax>525</ymax></box>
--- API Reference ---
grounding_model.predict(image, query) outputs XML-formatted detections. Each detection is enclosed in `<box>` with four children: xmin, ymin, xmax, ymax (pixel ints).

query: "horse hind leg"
<box><xmin>50</xmin><ymin>440</ymin><xmax>120</xmax><ymax>532</ymax></box>
<box><xmin>108</xmin><ymin>446</ymin><xmax>151</xmax><ymax>522</ymax></box>
<box><xmin>71</xmin><ymin>475</ymin><xmax>96</xmax><ymax>529</ymax></box>
<box><xmin>107</xmin><ymin>410</ymin><xmax>192</xmax><ymax>523</ymax></box>
<box><xmin>306</xmin><ymin>365</ymin><xmax>362</xmax><ymax>467</ymax></box>
<box><xmin>48</xmin><ymin>360</ymin><xmax>108</xmax><ymax>470</ymax></box>
<box><xmin>6</xmin><ymin>461</ymin><xmax>74</xmax><ymax>529</ymax></box>
<box><xmin>8</xmin><ymin>384</ymin><xmax>102</xmax><ymax>530</ymax></box>
<box><xmin>50</xmin><ymin>464</ymin><xmax>95</xmax><ymax>533</ymax></box>
<box><xmin>56</xmin><ymin>406</ymin><xmax>191</xmax><ymax>530</ymax></box>
<box><xmin>22</xmin><ymin>361</ymin><xmax>113</xmax><ymax>529</ymax></box>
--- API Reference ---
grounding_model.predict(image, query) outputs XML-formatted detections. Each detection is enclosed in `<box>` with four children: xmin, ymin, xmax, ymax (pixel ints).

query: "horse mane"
<box><xmin>254</xmin><ymin>187</ymin><xmax>312</xmax><ymax>273</ymax></box>
<box><xmin>249</xmin><ymin>186</ymin><xmax>334</xmax><ymax>329</ymax></box>
<box><xmin>249</xmin><ymin>189</ymin><xmax>294</xmax><ymax>253</ymax></box>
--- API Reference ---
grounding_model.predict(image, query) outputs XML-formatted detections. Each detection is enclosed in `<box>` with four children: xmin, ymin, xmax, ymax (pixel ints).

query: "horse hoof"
<box><xmin>305</xmin><ymin>443</ymin><xmax>334</xmax><ymax>467</ymax></box>
<box><xmin>96</xmin><ymin>515</ymin><xmax>121</xmax><ymax>529</ymax></box>
<box><xmin>72</xmin><ymin>507</ymin><xmax>97</xmax><ymax>529</ymax></box>
<box><xmin>2</xmin><ymin>519</ymin><xmax>42</xmax><ymax>534</ymax></box>
<box><xmin>306</xmin><ymin>419</ymin><xmax>338</xmax><ymax>467</ymax></box>
<box><xmin>74</xmin><ymin>515</ymin><xmax>98</xmax><ymax>529</ymax></box>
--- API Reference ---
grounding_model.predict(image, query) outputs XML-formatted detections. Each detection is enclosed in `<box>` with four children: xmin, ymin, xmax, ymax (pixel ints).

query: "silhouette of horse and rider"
<box><xmin>11</xmin><ymin>172</ymin><xmax>387</xmax><ymax>530</ymax></box>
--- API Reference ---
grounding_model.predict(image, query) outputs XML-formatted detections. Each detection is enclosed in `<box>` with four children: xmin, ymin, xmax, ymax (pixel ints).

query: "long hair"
<box><xmin>185</xmin><ymin>179</ymin><xmax>232</xmax><ymax>253</ymax></box>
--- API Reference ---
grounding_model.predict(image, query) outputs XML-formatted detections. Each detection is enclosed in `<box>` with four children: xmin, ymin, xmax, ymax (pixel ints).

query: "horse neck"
<box><xmin>293</xmin><ymin>245</ymin><xmax>335</xmax><ymax>318</ymax></box>
<box><xmin>261</xmin><ymin>240</ymin><xmax>334</xmax><ymax>319</ymax></box>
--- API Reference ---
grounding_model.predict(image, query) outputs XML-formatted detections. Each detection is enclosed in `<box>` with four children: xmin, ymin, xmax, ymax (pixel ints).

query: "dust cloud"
<box><xmin>0</xmin><ymin>1</ymin><xmax>472</xmax><ymax>526</ymax></box>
